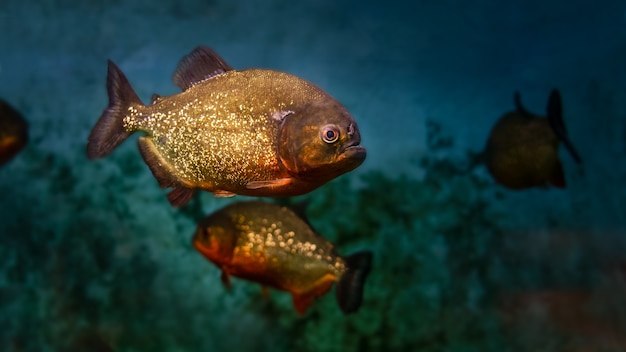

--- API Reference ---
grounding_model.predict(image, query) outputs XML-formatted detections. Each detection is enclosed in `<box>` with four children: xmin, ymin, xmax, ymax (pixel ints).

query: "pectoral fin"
<box><xmin>246</xmin><ymin>178</ymin><xmax>294</xmax><ymax>190</ymax></box>
<box><xmin>213</xmin><ymin>190</ymin><xmax>236</xmax><ymax>197</ymax></box>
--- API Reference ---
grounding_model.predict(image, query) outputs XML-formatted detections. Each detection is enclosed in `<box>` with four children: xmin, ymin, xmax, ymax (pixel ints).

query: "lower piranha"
<box><xmin>86</xmin><ymin>46</ymin><xmax>366</xmax><ymax>206</ymax></box>
<box><xmin>192</xmin><ymin>201</ymin><xmax>372</xmax><ymax>315</ymax></box>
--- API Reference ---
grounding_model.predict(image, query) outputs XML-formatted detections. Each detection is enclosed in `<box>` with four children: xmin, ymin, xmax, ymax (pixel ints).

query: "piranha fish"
<box><xmin>192</xmin><ymin>201</ymin><xmax>372</xmax><ymax>315</ymax></box>
<box><xmin>86</xmin><ymin>46</ymin><xmax>366</xmax><ymax>206</ymax></box>
<box><xmin>0</xmin><ymin>99</ymin><xmax>28</xmax><ymax>166</ymax></box>
<box><xmin>484</xmin><ymin>89</ymin><xmax>582</xmax><ymax>189</ymax></box>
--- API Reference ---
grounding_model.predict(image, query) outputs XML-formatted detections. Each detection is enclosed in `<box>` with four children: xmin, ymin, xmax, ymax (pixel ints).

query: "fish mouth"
<box><xmin>338</xmin><ymin>141</ymin><xmax>366</xmax><ymax>163</ymax></box>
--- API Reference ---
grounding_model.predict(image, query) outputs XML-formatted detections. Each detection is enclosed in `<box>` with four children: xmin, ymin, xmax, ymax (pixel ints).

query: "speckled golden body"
<box><xmin>125</xmin><ymin>69</ymin><xmax>324</xmax><ymax>191</ymax></box>
<box><xmin>193</xmin><ymin>201</ymin><xmax>372</xmax><ymax>314</ymax></box>
<box><xmin>86</xmin><ymin>46</ymin><xmax>366</xmax><ymax>206</ymax></box>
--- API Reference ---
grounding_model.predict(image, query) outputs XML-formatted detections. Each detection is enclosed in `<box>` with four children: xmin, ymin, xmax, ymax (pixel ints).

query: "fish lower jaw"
<box><xmin>338</xmin><ymin>145</ymin><xmax>366</xmax><ymax>163</ymax></box>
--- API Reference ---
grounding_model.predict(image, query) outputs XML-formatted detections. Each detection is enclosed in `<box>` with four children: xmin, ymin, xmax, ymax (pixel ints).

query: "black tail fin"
<box><xmin>86</xmin><ymin>60</ymin><xmax>143</xmax><ymax>159</ymax></box>
<box><xmin>336</xmin><ymin>251</ymin><xmax>373</xmax><ymax>314</ymax></box>
<box><xmin>546</xmin><ymin>89</ymin><xmax>582</xmax><ymax>164</ymax></box>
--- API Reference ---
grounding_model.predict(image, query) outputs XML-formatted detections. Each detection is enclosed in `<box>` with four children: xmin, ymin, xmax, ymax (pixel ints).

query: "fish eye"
<box><xmin>321</xmin><ymin>125</ymin><xmax>340</xmax><ymax>144</ymax></box>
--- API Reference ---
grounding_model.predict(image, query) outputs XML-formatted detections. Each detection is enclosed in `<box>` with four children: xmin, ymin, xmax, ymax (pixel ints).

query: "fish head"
<box><xmin>192</xmin><ymin>220</ymin><xmax>235</xmax><ymax>265</ymax></box>
<box><xmin>277</xmin><ymin>100</ymin><xmax>366</xmax><ymax>183</ymax></box>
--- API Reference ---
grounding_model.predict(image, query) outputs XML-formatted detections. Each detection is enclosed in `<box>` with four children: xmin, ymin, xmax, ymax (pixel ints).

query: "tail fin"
<box><xmin>336</xmin><ymin>251</ymin><xmax>373</xmax><ymax>314</ymax></box>
<box><xmin>86</xmin><ymin>60</ymin><xmax>143</xmax><ymax>159</ymax></box>
<box><xmin>546</xmin><ymin>89</ymin><xmax>583</xmax><ymax>164</ymax></box>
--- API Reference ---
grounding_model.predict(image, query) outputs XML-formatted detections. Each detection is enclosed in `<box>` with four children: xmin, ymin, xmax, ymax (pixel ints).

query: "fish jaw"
<box><xmin>337</xmin><ymin>144</ymin><xmax>366</xmax><ymax>169</ymax></box>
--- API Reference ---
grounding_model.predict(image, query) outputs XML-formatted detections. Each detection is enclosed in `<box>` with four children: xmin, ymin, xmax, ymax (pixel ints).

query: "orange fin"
<box><xmin>291</xmin><ymin>275</ymin><xmax>336</xmax><ymax>315</ymax></box>
<box><xmin>549</xmin><ymin>160</ymin><xmax>566</xmax><ymax>188</ymax></box>
<box><xmin>246</xmin><ymin>178</ymin><xmax>293</xmax><ymax>190</ymax></box>
<box><xmin>292</xmin><ymin>292</ymin><xmax>316</xmax><ymax>315</ymax></box>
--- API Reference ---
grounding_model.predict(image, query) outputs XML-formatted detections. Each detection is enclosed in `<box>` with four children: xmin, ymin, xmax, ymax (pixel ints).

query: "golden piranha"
<box><xmin>192</xmin><ymin>201</ymin><xmax>372</xmax><ymax>315</ymax></box>
<box><xmin>484</xmin><ymin>89</ymin><xmax>582</xmax><ymax>189</ymax></box>
<box><xmin>86</xmin><ymin>46</ymin><xmax>366</xmax><ymax>206</ymax></box>
<box><xmin>0</xmin><ymin>99</ymin><xmax>28</xmax><ymax>166</ymax></box>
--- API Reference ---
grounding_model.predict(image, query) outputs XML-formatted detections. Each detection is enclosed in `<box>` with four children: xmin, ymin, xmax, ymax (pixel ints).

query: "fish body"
<box><xmin>0</xmin><ymin>99</ymin><xmax>28</xmax><ymax>166</ymax></box>
<box><xmin>192</xmin><ymin>201</ymin><xmax>372</xmax><ymax>314</ymax></box>
<box><xmin>484</xmin><ymin>90</ymin><xmax>581</xmax><ymax>189</ymax></box>
<box><xmin>86</xmin><ymin>46</ymin><xmax>366</xmax><ymax>206</ymax></box>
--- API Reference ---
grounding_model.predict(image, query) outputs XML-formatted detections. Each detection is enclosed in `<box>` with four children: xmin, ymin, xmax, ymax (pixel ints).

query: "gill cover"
<box><xmin>277</xmin><ymin>101</ymin><xmax>360</xmax><ymax>181</ymax></box>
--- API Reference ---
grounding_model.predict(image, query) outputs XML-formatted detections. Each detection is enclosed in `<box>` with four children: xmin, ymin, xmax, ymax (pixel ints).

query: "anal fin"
<box><xmin>167</xmin><ymin>187</ymin><xmax>196</xmax><ymax>207</ymax></box>
<box><xmin>138</xmin><ymin>137</ymin><xmax>196</xmax><ymax>206</ymax></box>
<box><xmin>137</xmin><ymin>137</ymin><xmax>177</xmax><ymax>188</ymax></box>
<box><xmin>291</xmin><ymin>276</ymin><xmax>335</xmax><ymax>315</ymax></box>
<box><xmin>292</xmin><ymin>292</ymin><xmax>317</xmax><ymax>315</ymax></box>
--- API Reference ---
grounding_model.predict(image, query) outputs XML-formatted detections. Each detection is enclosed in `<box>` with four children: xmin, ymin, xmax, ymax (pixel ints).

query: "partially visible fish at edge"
<box><xmin>0</xmin><ymin>99</ymin><xmax>28</xmax><ymax>166</ymax></box>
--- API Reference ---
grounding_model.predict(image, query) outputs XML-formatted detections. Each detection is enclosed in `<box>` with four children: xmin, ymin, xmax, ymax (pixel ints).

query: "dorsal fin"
<box><xmin>546</xmin><ymin>89</ymin><xmax>583</xmax><ymax>164</ymax></box>
<box><xmin>547</xmin><ymin>89</ymin><xmax>565</xmax><ymax>132</ymax></box>
<box><xmin>286</xmin><ymin>199</ymin><xmax>313</xmax><ymax>227</ymax></box>
<box><xmin>172</xmin><ymin>46</ymin><xmax>234</xmax><ymax>91</ymax></box>
<box><xmin>513</xmin><ymin>91</ymin><xmax>532</xmax><ymax>116</ymax></box>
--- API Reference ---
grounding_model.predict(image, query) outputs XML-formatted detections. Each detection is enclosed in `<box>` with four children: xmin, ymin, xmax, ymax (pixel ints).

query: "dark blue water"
<box><xmin>1</xmin><ymin>0</ymin><xmax>625</xmax><ymax>350</ymax></box>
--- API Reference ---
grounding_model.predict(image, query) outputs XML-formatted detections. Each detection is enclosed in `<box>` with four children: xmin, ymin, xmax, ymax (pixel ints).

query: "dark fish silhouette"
<box><xmin>484</xmin><ymin>89</ymin><xmax>581</xmax><ymax>189</ymax></box>
<box><xmin>67</xmin><ymin>329</ymin><xmax>114</xmax><ymax>352</ymax></box>
<box><xmin>86</xmin><ymin>46</ymin><xmax>366</xmax><ymax>206</ymax></box>
<box><xmin>192</xmin><ymin>201</ymin><xmax>372</xmax><ymax>314</ymax></box>
<box><xmin>0</xmin><ymin>99</ymin><xmax>28</xmax><ymax>166</ymax></box>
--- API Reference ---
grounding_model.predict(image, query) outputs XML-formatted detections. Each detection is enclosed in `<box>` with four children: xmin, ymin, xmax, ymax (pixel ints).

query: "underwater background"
<box><xmin>1</xmin><ymin>0</ymin><xmax>626</xmax><ymax>351</ymax></box>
